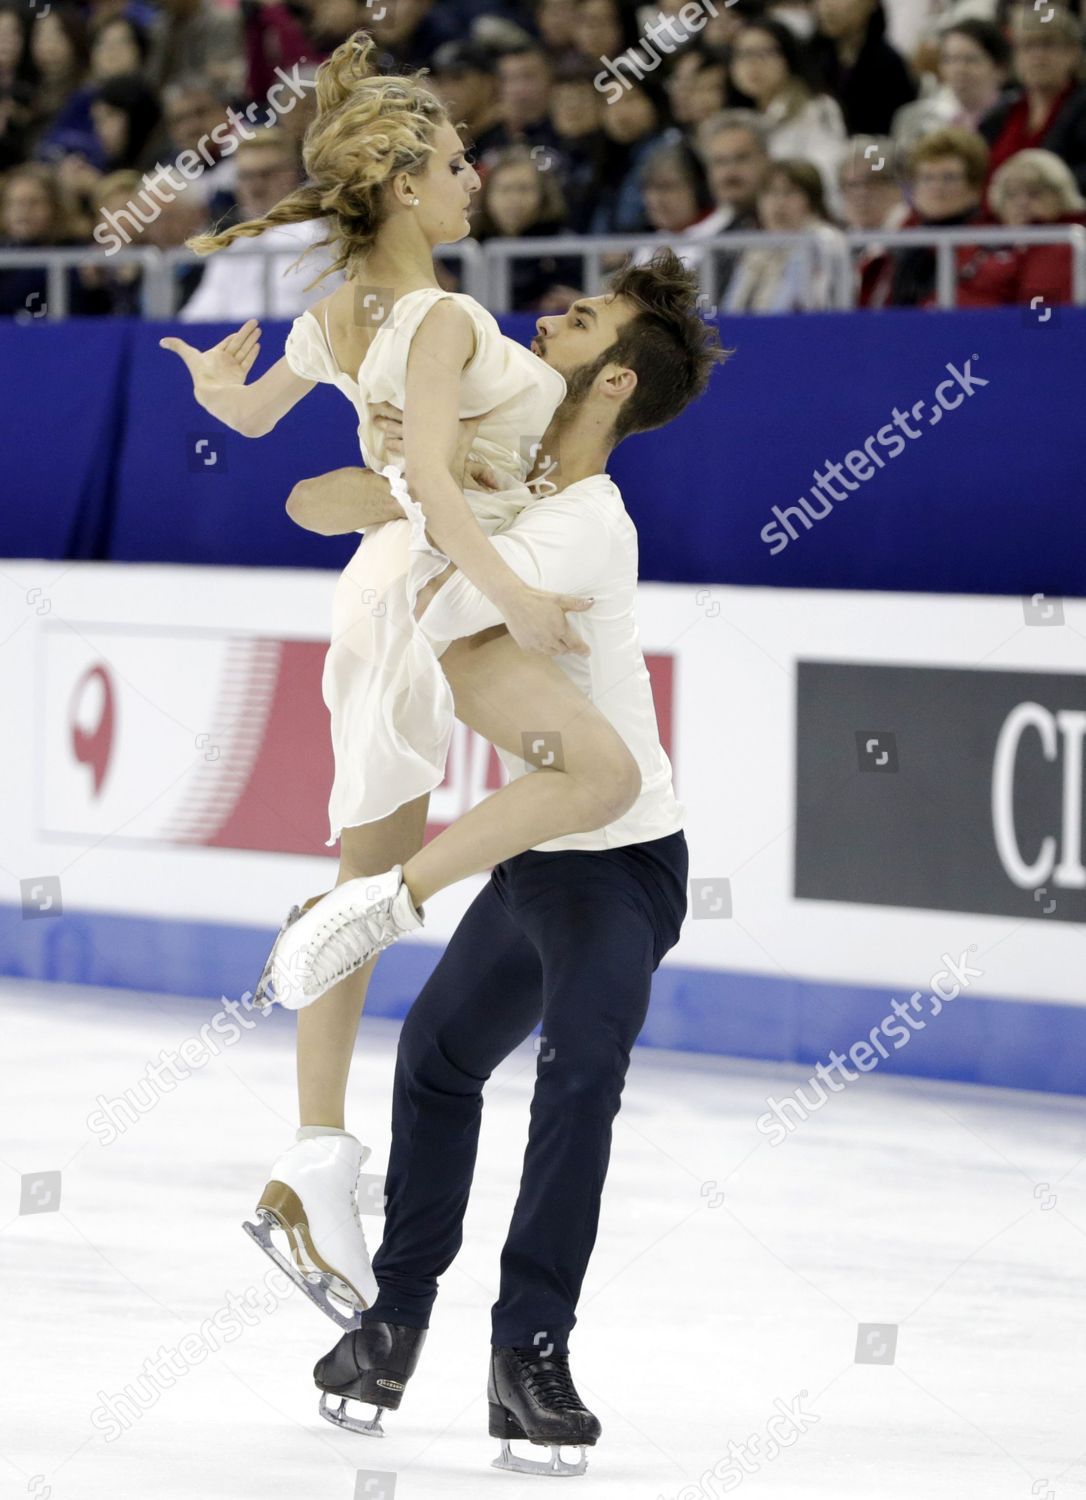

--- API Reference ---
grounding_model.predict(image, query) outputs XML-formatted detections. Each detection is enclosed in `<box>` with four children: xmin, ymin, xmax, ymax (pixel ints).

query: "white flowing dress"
<box><xmin>282</xmin><ymin>286</ymin><xmax>568</xmax><ymax>847</ymax></box>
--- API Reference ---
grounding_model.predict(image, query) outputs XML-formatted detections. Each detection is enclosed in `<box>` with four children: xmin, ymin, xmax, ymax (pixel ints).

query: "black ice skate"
<box><xmin>314</xmin><ymin>1320</ymin><xmax>427</xmax><ymax>1437</ymax></box>
<box><xmin>488</xmin><ymin>1345</ymin><xmax>602</xmax><ymax>1477</ymax></box>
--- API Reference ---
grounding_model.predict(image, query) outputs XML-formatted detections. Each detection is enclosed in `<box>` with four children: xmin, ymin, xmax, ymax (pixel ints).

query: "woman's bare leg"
<box><xmin>297</xmin><ymin>792</ymin><xmax>429</xmax><ymax>1127</ymax></box>
<box><xmin>401</xmin><ymin>629</ymin><xmax>640</xmax><ymax>906</ymax></box>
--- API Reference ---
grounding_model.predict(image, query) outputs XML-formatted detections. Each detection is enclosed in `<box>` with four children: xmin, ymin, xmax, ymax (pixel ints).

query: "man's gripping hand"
<box><xmin>370</xmin><ymin>402</ymin><xmax>504</xmax><ymax>493</ymax></box>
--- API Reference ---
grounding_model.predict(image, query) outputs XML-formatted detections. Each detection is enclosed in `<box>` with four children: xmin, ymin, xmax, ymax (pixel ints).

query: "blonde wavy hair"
<box><xmin>989</xmin><ymin>148</ymin><xmax>1085</xmax><ymax>218</ymax></box>
<box><xmin>186</xmin><ymin>31</ymin><xmax>447</xmax><ymax>288</ymax></box>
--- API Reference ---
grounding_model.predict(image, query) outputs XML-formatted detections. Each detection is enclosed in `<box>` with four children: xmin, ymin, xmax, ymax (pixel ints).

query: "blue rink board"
<box><xmin>3</xmin><ymin>904</ymin><xmax>1084</xmax><ymax>1098</ymax></box>
<box><xmin>2</xmin><ymin>308</ymin><xmax>1086</xmax><ymax>597</ymax></box>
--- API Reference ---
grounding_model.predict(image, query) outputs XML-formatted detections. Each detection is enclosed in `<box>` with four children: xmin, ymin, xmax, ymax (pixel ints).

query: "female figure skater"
<box><xmin>161</xmin><ymin>32</ymin><xmax>642</xmax><ymax>1320</ymax></box>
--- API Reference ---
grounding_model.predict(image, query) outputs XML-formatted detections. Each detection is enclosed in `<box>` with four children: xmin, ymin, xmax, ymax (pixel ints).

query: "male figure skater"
<box><xmin>289</xmin><ymin>253</ymin><xmax>726</xmax><ymax>1476</ymax></box>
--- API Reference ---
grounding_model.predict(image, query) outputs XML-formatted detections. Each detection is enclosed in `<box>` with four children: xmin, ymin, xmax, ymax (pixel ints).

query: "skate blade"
<box><xmin>319</xmin><ymin>1391</ymin><xmax>386</xmax><ymax>1437</ymax></box>
<box><xmin>253</xmin><ymin>905</ymin><xmax>303</xmax><ymax>1010</ymax></box>
<box><xmin>492</xmin><ymin>1439</ymin><xmax>588</xmax><ymax>1477</ymax></box>
<box><xmin>242</xmin><ymin>1214</ymin><xmax>361</xmax><ymax>1332</ymax></box>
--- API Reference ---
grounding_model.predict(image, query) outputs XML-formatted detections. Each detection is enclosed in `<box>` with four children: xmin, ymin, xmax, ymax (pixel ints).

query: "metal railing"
<box><xmin>841</xmin><ymin>224</ymin><xmax>1086</xmax><ymax>308</ymax></box>
<box><xmin>479</xmin><ymin>231</ymin><xmax>829</xmax><ymax>311</ymax></box>
<box><xmin>0</xmin><ymin>238</ymin><xmax>488</xmax><ymax>318</ymax></box>
<box><xmin>481</xmin><ymin>226</ymin><xmax>1086</xmax><ymax>311</ymax></box>
<box><xmin>1</xmin><ymin>226</ymin><xmax>1083</xmax><ymax>318</ymax></box>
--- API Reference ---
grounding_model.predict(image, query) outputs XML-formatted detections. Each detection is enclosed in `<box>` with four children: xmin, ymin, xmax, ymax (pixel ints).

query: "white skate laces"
<box><xmin>254</xmin><ymin>866</ymin><xmax>424</xmax><ymax>1011</ymax></box>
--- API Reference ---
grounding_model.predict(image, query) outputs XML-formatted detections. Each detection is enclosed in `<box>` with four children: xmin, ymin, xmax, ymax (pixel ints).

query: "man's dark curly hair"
<box><xmin>579</xmin><ymin>248</ymin><xmax>731</xmax><ymax>444</ymax></box>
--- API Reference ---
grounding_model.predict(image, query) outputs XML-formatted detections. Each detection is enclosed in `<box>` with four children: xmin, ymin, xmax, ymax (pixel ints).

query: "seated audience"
<box><xmin>629</xmin><ymin>136</ymin><xmax>723</xmax><ymax>269</ymax></box>
<box><xmin>725</xmin><ymin>158</ymin><xmax>846</xmax><ymax>311</ymax></box>
<box><xmin>146</xmin><ymin>0</ymin><xmax>244</xmax><ymax>94</ymax></box>
<box><xmin>729</xmin><ymin>17</ymin><xmax>848</xmax><ymax>201</ymax></box>
<box><xmin>665</xmin><ymin>47</ymin><xmax>729</xmax><ymax>133</ymax></box>
<box><xmin>586</xmin><ymin>78</ymin><xmax>670</xmax><ymax>232</ymax></box>
<box><xmin>695</xmin><ymin>108</ymin><xmax>771</xmax><ymax>234</ymax></box>
<box><xmin>470</xmin><ymin>142</ymin><xmax>582</xmax><ymax>310</ymax></box>
<box><xmin>958</xmin><ymin>146</ymin><xmax>1085</xmax><ymax>306</ymax></box>
<box><xmin>0</xmin><ymin>160</ymin><xmax>86</xmax><ymax>316</ymax></box>
<box><xmin>495</xmin><ymin>41</ymin><xmax>562</xmax><ymax>157</ymax></box>
<box><xmin>157</xmin><ymin>76</ymin><xmax>238</xmax><ymax>225</ymax></box>
<box><xmin>179</xmin><ymin>130</ymin><xmax>342</xmax><ymax>321</ymax></box>
<box><xmin>429</xmin><ymin>40</ymin><xmax>507</xmax><ymax>163</ymax></box>
<box><xmin>0</xmin><ymin>5</ymin><xmax>35</xmax><ymax>171</ymax></box>
<box><xmin>980</xmin><ymin>6</ymin><xmax>1086</xmax><ymax>192</ymax></box>
<box><xmin>810</xmin><ymin>0</ymin><xmax>918</xmax><ymax>135</ymax></box>
<box><xmin>892</xmin><ymin>20</ymin><xmax>1010</xmax><ymax>151</ymax></box>
<box><xmin>837</xmin><ymin>134</ymin><xmax>910</xmax><ymax>300</ymax></box>
<box><xmin>531</xmin><ymin>0</ymin><xmax>579</xmax><ymax>64</ymax></box>
<box><xmin>25</xmin><ymin>5</ymin><xmax>91</xmax><ymax>154</ymax></box>
<box><xmin>546</xmin><ymin>56</ymin><xmax>607</xmax><ymax>232</ymax></box>
<box><xmin>862</xmin><ymin>124</ymin><xmax>988</xmax><ymax>305</ymax></box>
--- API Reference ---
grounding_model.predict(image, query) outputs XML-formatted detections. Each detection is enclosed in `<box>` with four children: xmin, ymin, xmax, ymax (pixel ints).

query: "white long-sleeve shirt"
<box><xmin>418</xmin><ymin>473</ymin><xmax>685</xmax><ymax>853</ymax></box>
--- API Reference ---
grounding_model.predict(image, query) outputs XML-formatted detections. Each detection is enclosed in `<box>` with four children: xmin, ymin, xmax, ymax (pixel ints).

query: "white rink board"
<box><xmin>1</xmin><ymin>560</ymin><xmax>1083</xmax><ymax>1014</ymax></box>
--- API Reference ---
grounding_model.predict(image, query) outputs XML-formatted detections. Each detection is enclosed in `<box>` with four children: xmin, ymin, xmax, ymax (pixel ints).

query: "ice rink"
<box><xmin>4</xmin><ymin>975</ymin><xmax>1086</xmax><ymax>1500</ymax></box>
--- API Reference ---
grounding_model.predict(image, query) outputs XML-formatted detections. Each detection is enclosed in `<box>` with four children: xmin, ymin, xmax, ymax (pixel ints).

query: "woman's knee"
<box><xmin>574</xmin><ymin>730</ymin><xmax>641</xmax><ymax>826</ymax></box>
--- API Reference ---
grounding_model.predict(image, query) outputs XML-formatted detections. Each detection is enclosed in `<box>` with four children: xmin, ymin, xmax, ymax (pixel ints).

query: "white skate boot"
<box><xmin>243</xmin><ymin>1131</ymin><xmax>380</xmax><ymax>1330</ymax></box>
<box><xmin>253</xmin><ymin>866</ymin><xmax>424</xmax><ymax>1012</ymax></box>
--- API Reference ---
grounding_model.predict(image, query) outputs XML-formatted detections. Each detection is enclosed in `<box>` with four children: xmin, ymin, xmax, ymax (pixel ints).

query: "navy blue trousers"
<box><xmin>361</xmin><ymin>830</ymin><xmax>688</xmax><ymax>1355</ymax></box>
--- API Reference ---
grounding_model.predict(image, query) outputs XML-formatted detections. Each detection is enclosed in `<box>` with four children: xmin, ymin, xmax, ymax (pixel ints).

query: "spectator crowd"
<box><xmin>1</xmin><ymin>0</ymin><xmax>1085</xmax><ymax>315</ymax></box>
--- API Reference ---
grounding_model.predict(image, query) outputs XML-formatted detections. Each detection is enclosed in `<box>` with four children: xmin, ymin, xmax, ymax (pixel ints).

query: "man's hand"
<box><xmin>286</xmin><ymin>467</ymin><xmax>405</xmax><ymax>534</ymax></box>
<box><xmin>370</xmin><ymin>402</ymin><xmax>503</xmax><ymax>492</ymax></box>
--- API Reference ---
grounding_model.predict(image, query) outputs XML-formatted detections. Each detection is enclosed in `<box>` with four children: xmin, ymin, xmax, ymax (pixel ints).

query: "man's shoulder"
<box><xmin>545</xmin><ymin>473</ymin><xmax>632</xmax><ymax>534</ymax></box>
<box><xmin>556</xmin><ymin>472</ymin><xmax>627</xmax><ymax>511</ymax></box>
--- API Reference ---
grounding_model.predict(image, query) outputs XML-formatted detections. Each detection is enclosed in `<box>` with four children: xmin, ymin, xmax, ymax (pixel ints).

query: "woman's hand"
<box><xmin>499</xmin><ymin>582</ymin><xmax>594</xmax><ymax>658</ymax></box>
<box><xmin>159</xmin><ymin>319</ymin><xmax>261</xmax><ymax>406</ymax></box>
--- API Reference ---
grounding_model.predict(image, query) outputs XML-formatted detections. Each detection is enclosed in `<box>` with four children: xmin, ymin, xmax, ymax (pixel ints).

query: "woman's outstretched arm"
<box><xmin>160</xmin><ymin>318</ymin><xmax>314</xmax><ymax>438</ymax></box>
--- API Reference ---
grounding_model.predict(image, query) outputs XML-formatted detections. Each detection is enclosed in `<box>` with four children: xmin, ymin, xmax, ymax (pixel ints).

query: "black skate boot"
<box><xmin>314</xmin><ymin>1320</ymin><xmax>427</xmax><ymax>1436</ymax></box>
<box><xmin>488</xmin><ymin>1345</ymin><xmax>602</xmax><ymax>1476</ymax></box>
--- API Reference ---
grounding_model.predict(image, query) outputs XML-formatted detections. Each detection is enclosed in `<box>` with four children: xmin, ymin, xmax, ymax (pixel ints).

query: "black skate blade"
<box><xmin>242</xmin><ymin>1215</ymin><xmax>361</xmax><ymax>1332</ymax></box>
<box><xmin>319</xmin><ymin>1391</ymin><xmax>386</xmax><ymax>1437</ymax></box>
<box><xmin>491</xmin><ymin>1438</ymin><xmax>588</xmax><ymax>1477</ymax></box>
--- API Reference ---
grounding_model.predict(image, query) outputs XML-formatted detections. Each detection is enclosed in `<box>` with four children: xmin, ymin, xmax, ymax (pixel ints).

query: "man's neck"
<box><xmin>532</xmin><ymin>410</ymin><xmax>613</xmax><ymax>489</ymax></box>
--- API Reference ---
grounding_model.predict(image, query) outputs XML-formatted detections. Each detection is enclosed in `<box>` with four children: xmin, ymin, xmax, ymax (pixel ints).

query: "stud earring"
<box><xmin>411</xmin><ymin>196</ymin><xmax>420</xmax><ymax>206</ymax></box>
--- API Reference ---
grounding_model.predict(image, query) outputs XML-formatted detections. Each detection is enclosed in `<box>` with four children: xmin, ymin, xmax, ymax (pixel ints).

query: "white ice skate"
<box><xmin>243</xmin><ymin>1132</ymin><xmax>379</xmax><ymax>1329</ymax></box>
<box><xmin>253</xmin><ymin>866</ymin><xmax>424</xmax><ymax>1012</ymax></box>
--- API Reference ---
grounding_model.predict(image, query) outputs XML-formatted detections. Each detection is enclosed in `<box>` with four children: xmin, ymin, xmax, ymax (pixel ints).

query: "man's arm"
<box><xmin>286</xmin><ymin>467</ymin><xmax>404</xmax><ymax>535</ymax></box>
<box><xmin>417</xmin><ymin>491</ymin><xmax>613</xmax><ymax>643</ymax></box>
<box><xmin>288</xmin><ymin>409</ymin><xmax>498</xmax><ymax>536</ymax></box>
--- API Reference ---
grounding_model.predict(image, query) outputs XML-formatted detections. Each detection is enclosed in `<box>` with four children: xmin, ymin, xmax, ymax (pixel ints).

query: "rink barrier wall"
<box><xmin>1</xmin><ymin>308</ymin><xmax>1085</xmax><ymax>595</ymax></box>
<box><xmin>4</xmin><ymin>562</ymin><xmax>1084</xmax><ymax>1099</ymax></box>
<box><xmin>4</xmin><ymin>905</ymin><xmax>1085</xmax><ymax>1096</ymax></box>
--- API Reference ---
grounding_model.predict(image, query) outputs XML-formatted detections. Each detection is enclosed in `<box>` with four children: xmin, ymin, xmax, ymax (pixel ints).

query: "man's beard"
<box><xmin>556</xmin><ymin>349</ymin><xmax>611</xmax><ymax>423</ymax></box>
